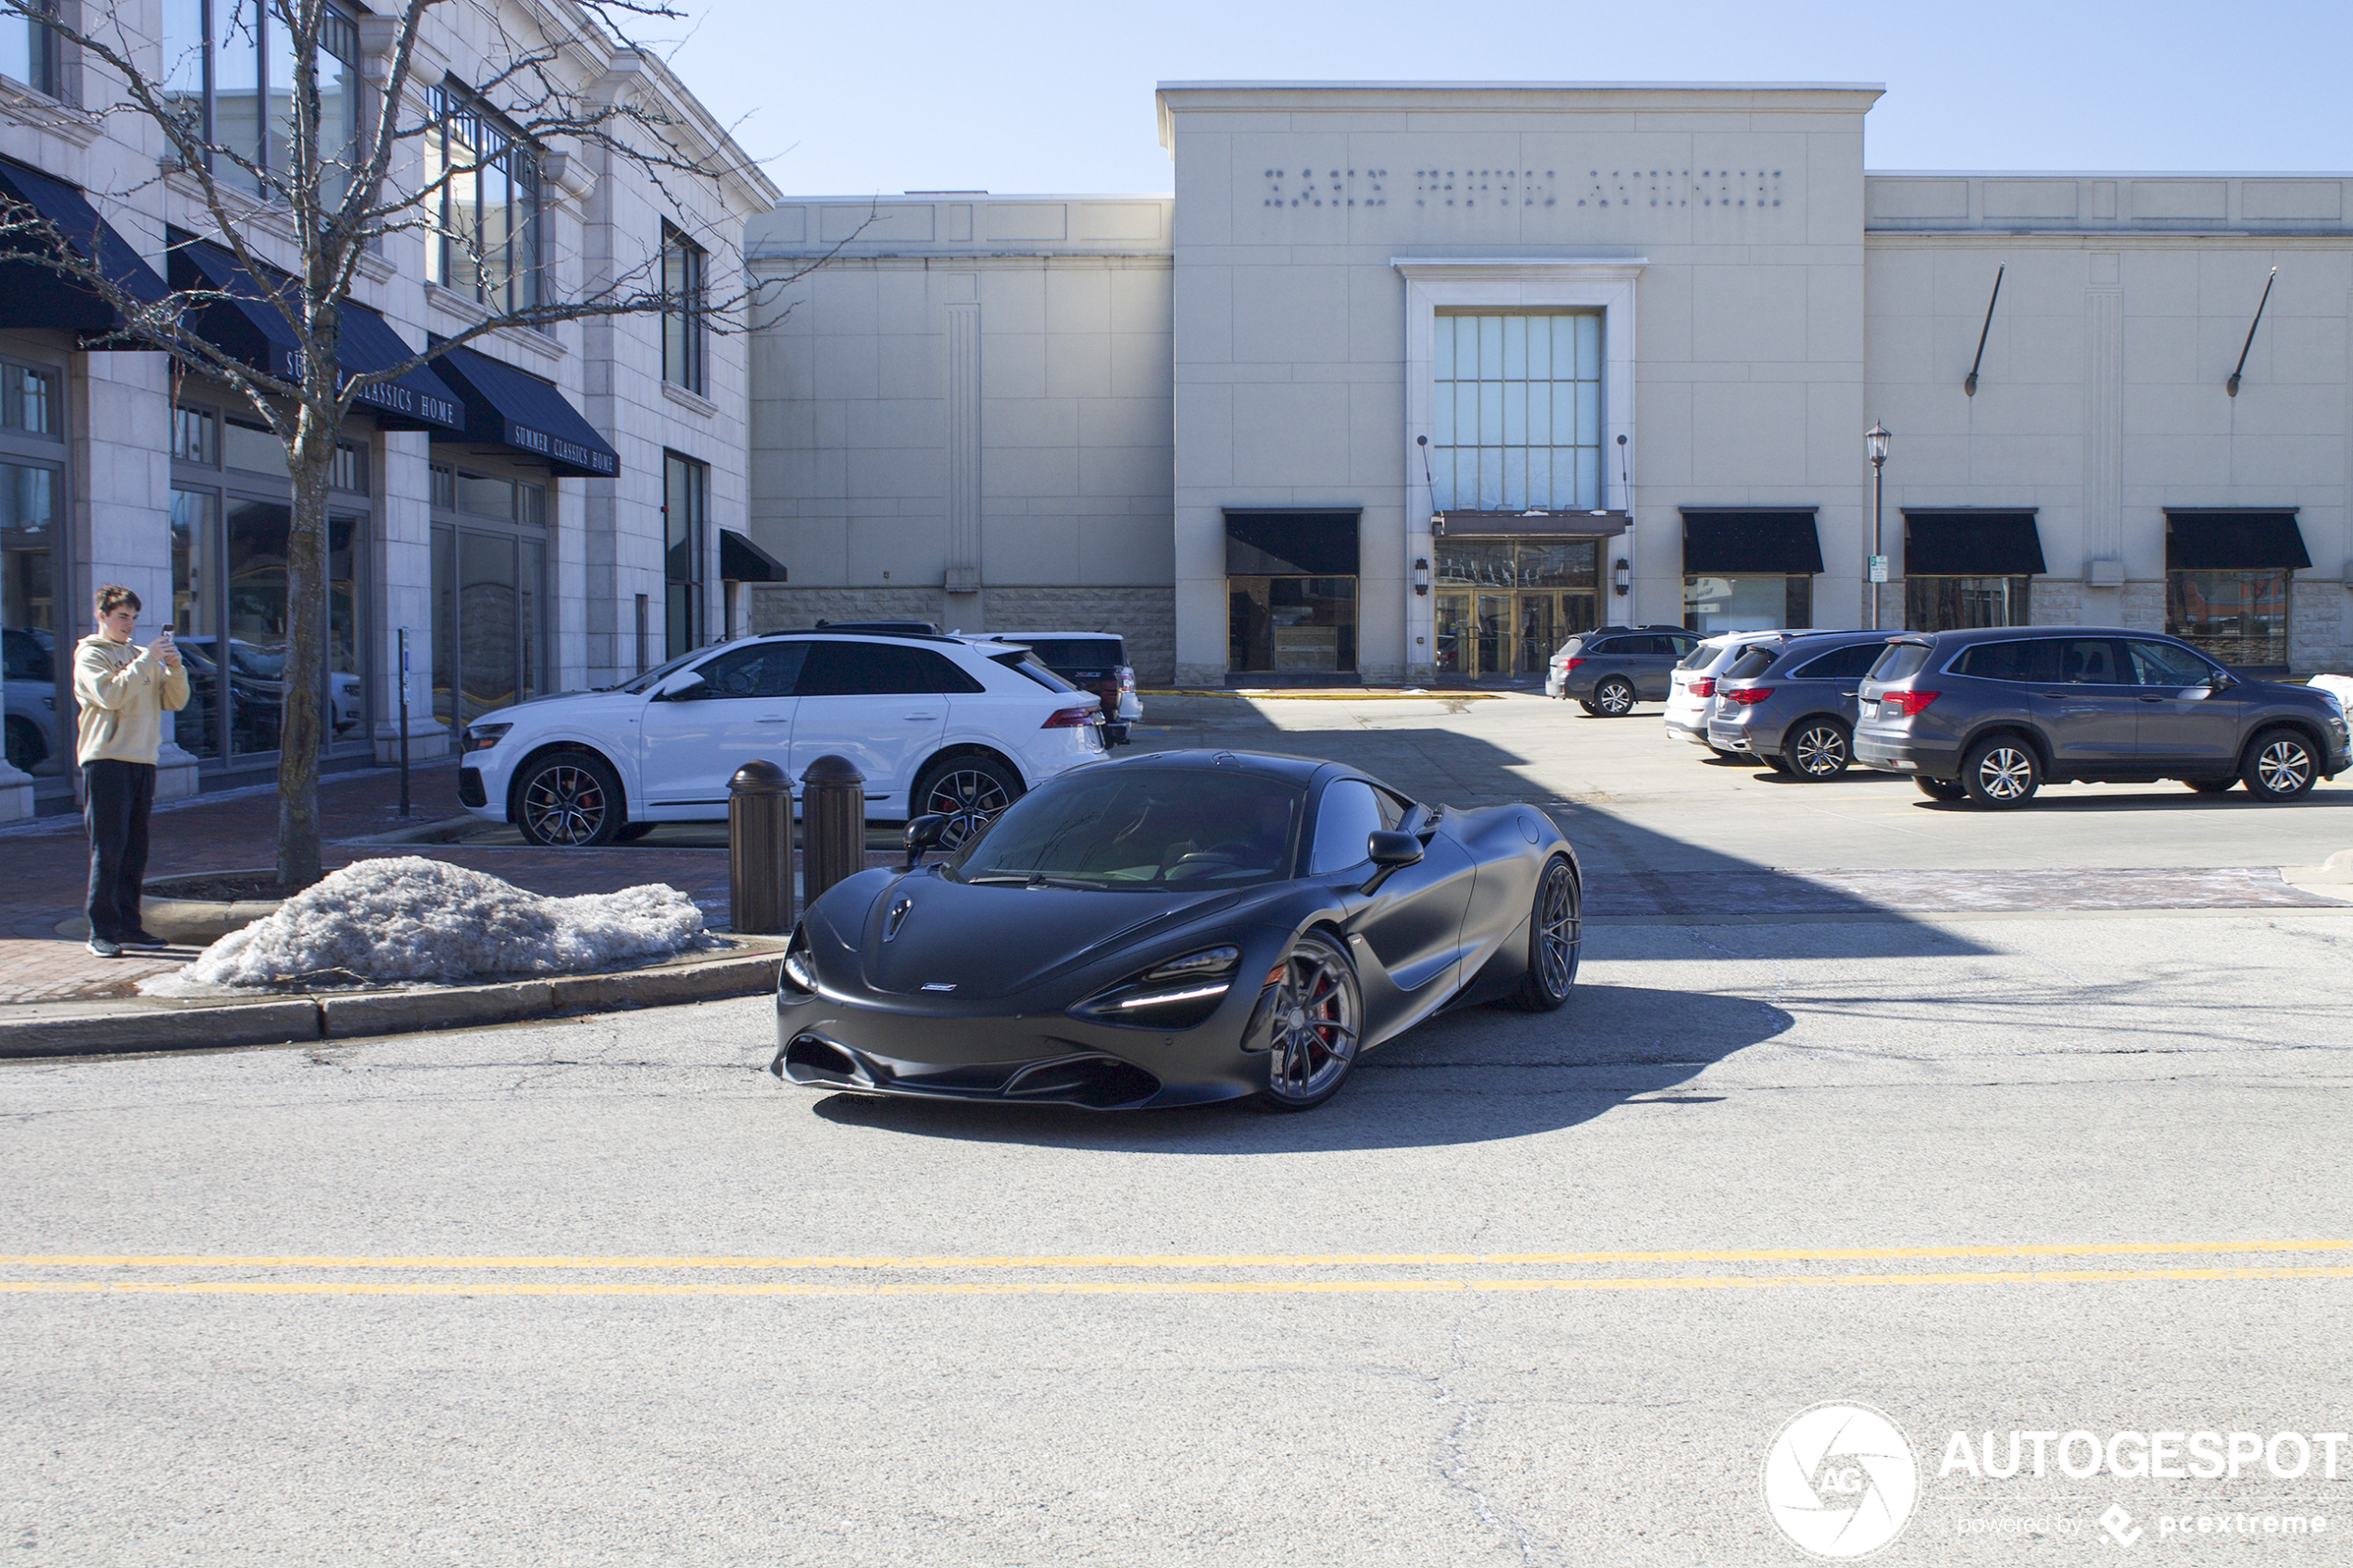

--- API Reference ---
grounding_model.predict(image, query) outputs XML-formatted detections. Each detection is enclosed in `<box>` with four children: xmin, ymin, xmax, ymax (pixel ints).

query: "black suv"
<box><xmin>1856</xmin><ymin>626</ymin><xmax>2350</xmax><ymax>808</ymax></box>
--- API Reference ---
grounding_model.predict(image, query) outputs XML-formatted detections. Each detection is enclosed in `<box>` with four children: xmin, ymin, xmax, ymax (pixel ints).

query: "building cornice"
<box><xmin>1393</xmin><ymin>257</ymin><xmax>1647</xmax><ymax>283</ymax></box>
<box><xmin>1156</xmin><ymin>82</ymin><xmax>1884</xmax><ymax>150</ymax></box>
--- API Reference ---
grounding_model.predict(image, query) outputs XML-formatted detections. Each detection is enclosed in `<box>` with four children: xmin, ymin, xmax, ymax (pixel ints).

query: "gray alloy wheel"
<box><xmin>1593</xmin><ymin>677</ymin><xmax>1637</xmax><ymax>716</ymax></box>
<box><xmin>1257</xmin><ymin>931</ymin><xmax>1362</xmax><ymax>1111</ymax></box>
<box><xmin>1915</xmin><ymin>776</ymin><xmax>1968</xmax><ymax>802</ymax></box>
<box><xmin>915</xmin><ymin>757</ymin><xmax>1021</xmax><ymax>849</ymax></box>
<box><xmin>1507</xmin><ymin>856</ymin><xmax>1581</xmax><ymax>1012</ymax></box>
<box><xmin>2241</xmin><ymin>728</ymin><xmax>2318</xmax><ymax>802</ymax></box>
<box><xmin>1961</xmin><ymin>735</ymin><xmax>2041</xmax><ymax>809</ymax></box>
<box><xmin>516</xmin><ymin>752</ymin><xmax>623</xmax><ymax>846</ymax></box>
<box><xmin>1785</xmin><ymin>720</ymin><xmax>1852</xmax><ymax>780</ymax></box>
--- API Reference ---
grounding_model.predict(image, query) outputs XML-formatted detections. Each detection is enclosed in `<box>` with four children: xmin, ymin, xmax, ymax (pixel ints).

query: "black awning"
<box><xmin>170</xmin><ymin>239</ymin><xmax>464</xmax><ymax>433</ymax></box>
<box><xmin>0</xmin><ymin>157</ymin><xmax>170</xmax><ymax>340</ymax></box>
<box><xmin>720</xmin><ymin>529</ymin><xmax>786</xmax><ymax>582</ymax></box>
<box><xmin>2165</xmin><ymin>510</ymin><xmax>2310</xmax><ymax>571</ymax></box>
<box><xmin>431</xmin><ymin>344</ymin><xmax>620</xmax><ymax>479</ymax></box>
<box><xmin>1903</xmin><ymin>510</ymin><xmax>2047</xmax><ymax>575</ymax></box>
<box><xmin>1681</xmin><ymin>509</ymin><xmax>1825</xmax><ymax>575</ymax></box>
<box><xmin>1225</xmin><ymin>509</ymin><xmax>1361</xmax><ymax>576</ymax></box>
<box><xmin>1437</xmin><ymin>509</ymin><xmax>1629</xmax><ymax>539</ymax></box>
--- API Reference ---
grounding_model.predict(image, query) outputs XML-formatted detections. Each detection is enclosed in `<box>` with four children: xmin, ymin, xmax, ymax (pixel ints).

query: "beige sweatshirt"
<box><xmin>74</xmin><ymin>633</ymin><xmax>190</xmax><ymax>767</ymax></box>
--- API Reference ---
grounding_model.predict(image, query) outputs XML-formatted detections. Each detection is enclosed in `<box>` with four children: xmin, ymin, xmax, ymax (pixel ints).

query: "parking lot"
<box><xmin>5</xmin><ymin>690</ymin><xmax>2350</xmax><ymax>1564</ymax></box>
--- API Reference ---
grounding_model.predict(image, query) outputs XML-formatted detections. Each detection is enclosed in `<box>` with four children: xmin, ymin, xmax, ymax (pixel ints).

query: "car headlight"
<box><xmin>780</xmin><ymin>926</ymin><xmax>818</xmax><ymax>996</ymax></box>
<box><xmin>1071</xmin><ymin>945</ymin><xmax>1240</xmax><ymax>1029</ymax></box>
<box><xmin>462</xmin><ymin>721</ymin><xmax>511</xmax><ymax>754</ymax></box>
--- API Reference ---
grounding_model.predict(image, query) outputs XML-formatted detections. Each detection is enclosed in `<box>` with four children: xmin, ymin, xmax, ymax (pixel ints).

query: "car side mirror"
<box><xmin>904</xmin><ymin>813</ymin><xmax>948</xmax><ymax>869</ymax></box>
<box><xmin>657</xmin><ymin>671</ymin><xmax>709</xmax><ymax>701</ymax></box>
<box><xmin>1362</xmin><ymin>830</ymin><xmax>1424</xmax><ymax>893</ymax></box>
<box><xmin>2208</xmin><ymin>669</ymin><xmax>2237</xmax><ymax>690</ymax></box>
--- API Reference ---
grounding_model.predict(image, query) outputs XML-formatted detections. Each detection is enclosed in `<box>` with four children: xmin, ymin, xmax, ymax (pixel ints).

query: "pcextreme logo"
<box><xmin>1762</xmin><ymin>1402</ymin><xmax>1921</xmax><ymax>1560</ymax></box>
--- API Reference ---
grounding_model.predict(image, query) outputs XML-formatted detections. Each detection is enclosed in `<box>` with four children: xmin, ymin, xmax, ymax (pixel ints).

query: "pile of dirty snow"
<box><xmin>156</xmin><ymin>856</ymin><xmax>709</xmax><ymax>990</ymax></box>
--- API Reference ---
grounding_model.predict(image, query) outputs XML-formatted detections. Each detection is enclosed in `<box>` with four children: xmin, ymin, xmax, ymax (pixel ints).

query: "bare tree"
<box><xmin>0</xmin><ymin>0</ymin><xmax>827</xmax><ymax>888</ymax></box>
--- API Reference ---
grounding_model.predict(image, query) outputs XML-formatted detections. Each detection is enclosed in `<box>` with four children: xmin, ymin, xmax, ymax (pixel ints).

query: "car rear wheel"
<box><xmin>914</xmin><ymin>756</ymin><xmax>1023</xmax><ymax>849</ymax></box>
<box><xmin>1961</xmin><ymin>735</ymin><xmax>2041</xmax><ymax>809</ymax></box>
<box><xmin>2241</xmin><ymin>728</ymin><xmax>2318</xmax><ymax>802</ymax></box>
<box><xmin>515</xmin><ymin>751</ymin><xmax>625</xmax><ymax>847</ymax></box>
<box><xmin>1257</xmin><ymin>931</ymin><xmax>1361</xmax><ymax>1111</ymax></box>
<box><xmin>2184</xmin><ymin>778</ymin><xmax>2238</xmax><ymax>796</ymax></box>
<box><xmin>1505</xmin><ymin>856</ymin><xmax>1580</xmax><ymax>1012</ymax></box>
<box><xmin>1915</xmin><ymin>776</ymin><xmax>1968</xmax><ymax>802</ymax></box>
<box><xmin>1593</xmin><ymin>677</ymin><xmax>1637</xmax><ymax>716</ymax></box>
<box><xmin>1785</xmin><ymin>720</ymin><xmax>1852</xmax><ymax>780</ymax></box>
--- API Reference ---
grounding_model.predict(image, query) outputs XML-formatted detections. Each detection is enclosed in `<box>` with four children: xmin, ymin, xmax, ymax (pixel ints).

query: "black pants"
<box><xmin>84</xmin><ymin>759</ymin><xmax>157</xmax><ymax>943</ymax></box>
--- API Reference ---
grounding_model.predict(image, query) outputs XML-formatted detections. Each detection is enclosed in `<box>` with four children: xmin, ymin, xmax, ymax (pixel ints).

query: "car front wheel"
<box><xmin>1257</xmin><ymin>931</ymin><xmax>1362</xmax><ymax>1111</ymax></box>
<box><xmin>1505</xmin><ymin>856</ymin><xmax>1580</xmax><ymax>1012</ymax></box>
<box><xmin>1785</xmin><ymin>720</ymin><xmax>1852</xmax><ymax>780</ymax></box>
<box><xmin>1961</xmin><ymin>735</ymin><xmax>2041</xmax><ymax>809</ymax></box>
<box><xmin>515</xmin><ymin>751</ymin><xmax>625</xmax><ymax>846</ymax></box>
<box><xmin>2241</xmin><ymin>728</ymin><xmax>2318</xmax><ymax>802</ymax></box>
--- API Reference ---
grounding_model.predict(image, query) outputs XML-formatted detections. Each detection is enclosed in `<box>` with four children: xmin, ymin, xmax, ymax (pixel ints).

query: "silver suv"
<box><xmin>1856</xmin><ymin>626</ymin><xmax>2351</xmax><ymax>808</ymax></box>
<box><xmin>1548</xmin><ymin>626</ymin><xmax>1704</xmax><ymax>714</ymax></box>
<box><xmin>1706</xmin><ymin>631</ymin><xmax>1895</xmax><ymax>779</ymax></box>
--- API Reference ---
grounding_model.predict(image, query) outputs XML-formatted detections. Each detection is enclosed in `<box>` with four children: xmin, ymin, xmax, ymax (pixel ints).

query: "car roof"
<box><xmin>1095</xmin><ymin>748</ymin><xmax>1340</xmax><ymax>787</ymax></box>
<box><xmin>1896</xmin><ymin>624</ymin><xmax>2149</xmax><ymax>646</ymax></box>
<box><xmin>988</xmin><ymin>630</ymin><xmax>1123</xmax><ymax>641</ymax></box>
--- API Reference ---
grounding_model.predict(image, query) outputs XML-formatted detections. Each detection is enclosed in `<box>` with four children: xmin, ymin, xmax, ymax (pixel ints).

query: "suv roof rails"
<box><xmin>771</xmin><ymin>626</ymin><xmax>970</xmax><ymax>646</ymax></box>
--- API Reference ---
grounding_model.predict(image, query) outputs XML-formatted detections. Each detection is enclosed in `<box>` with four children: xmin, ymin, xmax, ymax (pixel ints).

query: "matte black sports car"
<box><xmin>771</xmin><ymin>750</ymin><xmax>1581</xmax><ymax>1111</ymax></box>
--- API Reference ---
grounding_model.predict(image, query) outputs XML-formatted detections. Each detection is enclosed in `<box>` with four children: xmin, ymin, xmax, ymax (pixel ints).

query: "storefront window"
<box><xmin>161</xmin><ymin>0</ymin><xmax>360</xmax><ymax>197</ymax></box>
<box><xmin>432</xmin><ymin>462</ymin><xmax>549</xmax><ymax>731</ymax></box>
<box><xmin>2167</xmin><ymin>569</ymin><xmax>2288</xmax><ymax>670</ymax></box>
<box><xmin>1431</xmin><ymin>311</ymin><xmax>1603</xmax><ymax>511</ymax></box>
<box><xmin>1684</xmin><ymin>575</ymin><xmax>1812</xmax><ymax>634</ymax></box>
<box><xmin>424</xmin><ymin>83</ymin><xmax>544</xmax><ymax>311</ymax></box>
<box><xmin>170</xmin><ymin>488</ymin><xmax>221</xmax><ymax>759</ymax></box>
<box><xmin>664</xmin><ymin>451</ymin><xmax>707</xmax><ymax>658</ymax></box>
<box><xmin>1907</xmin><ymin>575</ymin><xmax>2029</xmax><ymax>633</ymax></box>
<box><xmin>225</xmin><ymin>499</ymin><xmax>288</xmax><ymax>756</ymax></box>
<box><xmin>1227</xmin><ymin>576</ymin><xmax>1356</xmax><ymax>673</ymax></box>
<box><xmin>1</xmin><ymin>0</ymin><xmax>58</xmax><ymax>97</ymax></box>
<box><xmin>2</xmin><ymin>459</ymin><xmax>62</xmax><ymax>779</ymax></box>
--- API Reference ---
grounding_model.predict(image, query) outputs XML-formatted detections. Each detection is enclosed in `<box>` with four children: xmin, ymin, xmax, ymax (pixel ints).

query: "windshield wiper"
<box><xmin>964</xmin><ymin>872</ymin><xmax>1106</xmax><ymax>891</ymax></box>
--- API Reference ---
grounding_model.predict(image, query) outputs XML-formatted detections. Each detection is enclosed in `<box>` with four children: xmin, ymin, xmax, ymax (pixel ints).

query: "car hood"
<box><xmin>851</xmin><ymin>873</ymin><xmax>1249</xmax><ymax>998</ymax></box>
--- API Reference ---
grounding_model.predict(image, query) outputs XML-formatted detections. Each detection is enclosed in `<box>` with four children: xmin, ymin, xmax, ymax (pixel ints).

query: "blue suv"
<box><xmin>1856</xmin><ymin>626</ymin><xmax>2350</xmax><ymax>809</ymax></box>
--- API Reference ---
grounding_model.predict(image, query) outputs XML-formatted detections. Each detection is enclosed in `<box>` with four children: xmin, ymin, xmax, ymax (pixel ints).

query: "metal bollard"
<box><xmin>799</xmin><ymin>753</ymin><xmax>867</xmax><ymax>908</ymax></box>
<box><xmin>727</xmin><ymin>760</ymin><xmax>794</xmax><ymax>935</ymax></box>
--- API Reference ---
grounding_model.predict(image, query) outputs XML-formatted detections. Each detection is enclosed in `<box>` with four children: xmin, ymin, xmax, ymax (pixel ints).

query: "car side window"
<box><xmin>793</xmin><ymin>641</ymin><xmax>986</xmax><ymax>696</ymax></box>
<box><xmin>1308</xmin><ymin>780</ymin><xmax>1387</xmax><ymax>873</ymax></box>
<box><xmin>1725</xmin><ymin>646</ymin><xmax>1777</xmax><ymax>680</ymax></box>
<box><xmin>1793</xmin><ymin>643</ymin><xmax>1880</xmax><ymax>681</ymax></box>
<box><xmin>692</xmin><ymin>642</ymin><xmax>807</xmax><ymax>698</ymax></box>
<box><xmin>1580</xmin><ymin>638</ymin><xmax>1617</xmax><ymax>657</ymax></box>
<box><xmin>2126</xmin><ymin>639</ymin><xmax>2221</xmax><ymax>687</ymax></box>
<box><xmin>2057</xmin><ymin>638</ymin><xmax>2129</xmax><ymax>685</ymax></box>
<box><xmin>1372</xmin><ymin>785</ymin><xmax>1411</xmax><ymax>832</ymax></box>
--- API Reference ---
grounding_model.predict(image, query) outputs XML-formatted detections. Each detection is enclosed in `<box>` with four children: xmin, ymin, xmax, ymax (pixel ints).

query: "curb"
<box><xmin>0</xmin><ymin>943</ymin><xmax>785</xmax><ymax>1060</ymax></box>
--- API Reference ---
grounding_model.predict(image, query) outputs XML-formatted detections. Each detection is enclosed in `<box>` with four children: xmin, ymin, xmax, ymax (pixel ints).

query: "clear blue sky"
<box><xmin>658</xmin><ymin>0</ymin><xmax>2353</xmax><ymax>197</ymax></box>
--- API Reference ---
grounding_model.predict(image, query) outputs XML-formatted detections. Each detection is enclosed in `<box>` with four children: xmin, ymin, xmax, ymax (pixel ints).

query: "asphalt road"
<box><xmin>5</xmin><ymin>696</ymin><xmax>2351</xmax><ymax>1565</ymax></box>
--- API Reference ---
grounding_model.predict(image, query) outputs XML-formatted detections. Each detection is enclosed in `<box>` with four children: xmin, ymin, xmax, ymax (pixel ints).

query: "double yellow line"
<box><xmin>1</xmin><ymin>1240</ymin><xmax>2347</xmax><ymax>1299</ymax></box>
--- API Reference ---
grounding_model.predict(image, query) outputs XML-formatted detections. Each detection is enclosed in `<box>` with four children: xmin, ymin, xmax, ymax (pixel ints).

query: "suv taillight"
<box><xmin>1563</xmin><ymin>658</ymin><xmax>1586</xmax><ymax>672</ymax></box>
<box><xmin>1881</xmin><ymin>691</ymin><xmax>1941</xmax><ymax>717</ymax></box>
<box><xmin>1043</xmin><ymin>704</ymin><xmax>1099</xmax><ymax>728</ymax></box>
<box><xmin>1691</xmin><ymin>677</ymin><xmax>1716</xmax><ymax>697</ymax></box>
<box><xmin>1724</xmin><ymin>687</ymin><xmax>1774</xmax><ymax>706</ymax></box>
<box><xmin>1118</xmin><ymin>666</ymin><xmax>1136</xmax><ymax>692</ymax></box>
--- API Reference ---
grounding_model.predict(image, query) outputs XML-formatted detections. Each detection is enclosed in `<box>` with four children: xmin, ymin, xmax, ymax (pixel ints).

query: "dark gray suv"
<box><xmin>1856</xmin><ymin>626</ymin><xmax>2350</xmax><ymax>809</ymax></box>
<box><xmin>1706</xmin><ymin>631</ymin><xmax>1895</xmax><ymax>779</ymax></box>
<box><xmin>1548</xmin><ymin>626</ymin><xmax>1703</xmax><ymax>714</ymax></box>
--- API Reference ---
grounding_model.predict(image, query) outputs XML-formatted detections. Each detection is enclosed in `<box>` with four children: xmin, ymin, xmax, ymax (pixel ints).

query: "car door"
<box><xmin>1313</xmin><ymin>780</ymin><xmax>1476</xmax><ymax>1005</ymax></box>
<box><xmin>1789</xmin><ymin>641</ymin><xmax>1881</xmax><ymax>721</ymax></box>
<box><xmin>636</xmin><ymin>640</ymin><xmax>805</xmax><ymax>812</ymax></box>
<box><xmin>786</xmin><ymin>640</ymin><xmax>971</xmax><ymax>814</ymax></box>
<box><xmin>1643</xmin><ymin>635</ymin><xmax>1699</xmax><ymax>699</ymax></box>
<box><xmin>2124</xmin><ymin>637</ymin><xmax>2245</xmax><ymax>768</ymax></box>
<box><xmin>2028</xmin><ymin>636</ymin><xmax>2142</xmax><ymax>771</ymax></box>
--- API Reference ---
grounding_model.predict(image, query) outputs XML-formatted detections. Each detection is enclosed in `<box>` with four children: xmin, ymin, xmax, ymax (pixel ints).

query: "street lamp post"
<box><xmin>1864</xmin><ymin>421</ymin><xmax>1892</xmax><ymax>631</ymax></box>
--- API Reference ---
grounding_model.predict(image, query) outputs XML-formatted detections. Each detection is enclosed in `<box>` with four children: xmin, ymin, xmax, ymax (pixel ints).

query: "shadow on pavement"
<box><xmin>805</xmin><ymin>982</ymin><xmax>1791</xmax><ymax>1153</ymax></box>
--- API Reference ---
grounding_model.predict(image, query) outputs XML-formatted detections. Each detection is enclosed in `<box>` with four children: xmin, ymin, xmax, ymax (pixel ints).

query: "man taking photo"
<box><xmin>74</xmin><ymin>585</ymin><xmax>188</xmax><ymax>959</ymax></box>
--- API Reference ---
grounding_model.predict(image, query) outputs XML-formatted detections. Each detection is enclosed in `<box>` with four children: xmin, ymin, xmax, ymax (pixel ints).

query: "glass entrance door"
<box><xmin>1432</xmin><ymin>537</ymin><xmax>1601</xmax><ymax>679</ymax></box>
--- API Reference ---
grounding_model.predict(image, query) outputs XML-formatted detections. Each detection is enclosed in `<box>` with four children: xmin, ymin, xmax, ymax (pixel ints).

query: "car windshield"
<box><xmin>948</xmin><ymin>768</ymin><xmax>1304</xmax><ymax>891</ymax></box>
<box><xmin>610</xmin><ymin>646</ymin><xmax>716</xmax><ymax>695</ymax></box>
<box><xmin>1675</xmin><ymin>640</ymin><xmax>1721</xmax><ymax>671</ymax></box>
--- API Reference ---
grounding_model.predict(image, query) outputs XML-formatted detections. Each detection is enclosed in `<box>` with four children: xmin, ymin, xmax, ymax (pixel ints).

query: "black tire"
<box><xmin>514</xmin><ymin>750</ymin><xmax>625</xmax><ymax>846</ymax></box>
<box><xmin>1577</xmin><ymin>699</ymin><xmax>1602</xmax><ymax>716</ymax></box>
<box><xmin>1961</xmin><ymin>734</ymin><xmax>2041</xmax><ymax>809</ymax></box>
<box><xmin>912</xmin><ymin>755</ymin><xmax>1024</xmax><ymax>849</ymax></box>
<box><xmin>613</xmin><ymin>822</ymin><xmax>658</xmax><ymax>842</ymax></box>
<box><xmin>1915</xmin><ymin>776</ymin><xmax>1968</xmax><ymax>802</ymax></box>
<box><xmin>1764</xmin><ymin>754</ymin><xmax>1793</xmax><ymax>775</ymax></box>
<box><xmin>1505</xmin><ymin>855</ymin><xmax>1580</xmax><ymax>1012</ymax></box>
<box><xmin>1783</xmin><ymin>718</ymin><xmax>1852</xmax><ymax>780</ymax></box>
<box><xmin>1593</xmin><ymin>677</ymin><xmax>1637</xmax><ymax>717</ymax></box>
<box><xmin>2241</xmin><ymin>727</ymin><xmax>2319</xmax><ymax>802</ymax></box>
<box><xmin>1256</xmin><ymin>930</ymin><xmax>1362</xmax><ymax>1111</ymax></box>
<box><xmin>2184</xmin><ymin>778</ymin><xmax>2238</xmax><ymax>797</ymax></box>
<box><xmin>4</xmin><ymin>715</ymin><xmax>43</xmax><ymax>772</ymax></box>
